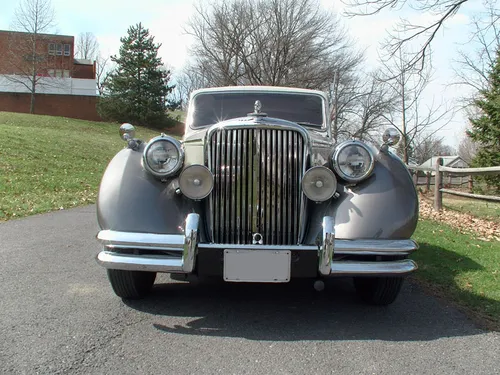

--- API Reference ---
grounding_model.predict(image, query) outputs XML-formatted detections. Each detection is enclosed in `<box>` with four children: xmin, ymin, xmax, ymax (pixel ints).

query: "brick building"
<box><xmin>0</xmin><ymin>30</ymin><xmax>101</xmax><ymax>121</ymax></box>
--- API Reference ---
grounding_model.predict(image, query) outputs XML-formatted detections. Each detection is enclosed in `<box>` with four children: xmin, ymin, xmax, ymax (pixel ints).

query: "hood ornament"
<box><xmin>248</xmin><ymin>100</ymin><xmax>267</xmax><ymax>117</ymax></box>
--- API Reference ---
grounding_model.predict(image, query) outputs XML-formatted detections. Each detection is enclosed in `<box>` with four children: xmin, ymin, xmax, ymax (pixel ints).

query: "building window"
<box><xmin>48</xmin><ymin>43</ymin><xmax>55</xmax><ymax>55</ymax></box>
<box><xmin>63</xmin><ymin>70</ymin><xmax>70</xmax><ymax>78</ymax></box>
<box><xmin>64</xmin><ymin>44</ymin><xmax>71</xmax><ymax>56</ymax></box>
<box><xmin>48</xmin><ymin>69</ymin><xmax>55</xmax><ymax>77</ymax></box>
<box><xmin>56</xmin><ymin>44</ymin><xmax>62</xmax><ymax>56</ymax></box>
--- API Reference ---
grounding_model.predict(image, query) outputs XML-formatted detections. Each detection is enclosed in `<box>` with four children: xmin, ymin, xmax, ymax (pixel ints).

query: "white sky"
<box><xmin>0</xmin><ymin>0</ymin><xmax>491</xmax><ymax>148</ymax></box>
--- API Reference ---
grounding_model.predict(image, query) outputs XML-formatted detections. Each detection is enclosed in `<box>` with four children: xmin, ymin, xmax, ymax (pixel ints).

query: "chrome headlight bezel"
<box><xmin>142</xmin><ymin>135</ymin><xmax>184</xmax><ymax>178</ymax></box>
<box><xmin>332</xmin><ymin>140</ymin><xmax>375</xmax><ymax>183</ymax></box>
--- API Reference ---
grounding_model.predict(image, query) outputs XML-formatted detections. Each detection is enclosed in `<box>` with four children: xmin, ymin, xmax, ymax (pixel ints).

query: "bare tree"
<box><xmin>95</xmin><ymin>53</ymin><xmax>111</xmax><ymax>95</ymax></box>
<box><xmin>452</xmin><ymin>3</ymin><xmax>500</xmax><ymax>104</ymax></box>
<box><xmin>328</xmin><ymin>68</ymin><xmax>397</xmax><ymax>142</ymax></box>
<box><xmin>341</xmin><ymin>0</ymin><xmax>499</xmax><ymax>72</ymax></box>
<box><xmin>377</xmin><ymin>48</ymin><xmax>453</xmax><ymax>163</ymax></box>
<box><xmin>75</xmin><ymin>32</ymin><xmax>99</xmax><ymax>60</ymax></box>
<box><xmin>6</xmin><ymin>0</ymin><xmax>56</xmax><ymax>113</ymax></box>
<box><xmin>350</xmin><ymin>73</ymin><xmax>398</xmax><ymax>142</ymax></box>
<box><xmin>412</xmin><ymin>133</ymin><xmax>455</xmax><ymax>164</ymax></box>
<box><xmin>186</xmin><ymin>0</ymin><xmax>354</xmax><ymax>89</ymax></box>
<box><xmin>171</xmin><ymin>63</ymin><xmax>212</xmax><ymax>109</ymax></box>
<box><xmin>326</xmin><ymin>54</ymin><xmax>368</xmax><ymax>141</ymax></box>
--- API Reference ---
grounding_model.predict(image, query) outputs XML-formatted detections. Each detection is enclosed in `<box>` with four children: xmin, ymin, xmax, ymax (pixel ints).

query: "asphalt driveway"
<box><xmin>0</xmin><ymin>206</ymin><xmax>498</xmax><ymax>374</ymax></box>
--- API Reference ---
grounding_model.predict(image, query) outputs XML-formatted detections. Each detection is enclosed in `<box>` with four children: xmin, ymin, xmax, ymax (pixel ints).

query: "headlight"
<box><xmin>179</xmin><ymin>164</ymin><xmax>214</xmax><ymax>200</ymax></box>
<box><xmin>143</xmin><ymin>135</ymin><xmax>184</xmax><ymax>178</ymax></box>
<box><xmin>332</xmin><ymin>140</ymin><xmax>374</xmax><ymax>183</ymax></box>
<box><xmin>302</xmin><ymin>166</ymin><xmax>337</xmax><ymax>202</ymax></box>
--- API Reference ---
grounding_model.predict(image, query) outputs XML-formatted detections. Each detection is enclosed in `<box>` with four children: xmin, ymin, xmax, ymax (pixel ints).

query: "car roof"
<box><xmin>190</xmin><ymin>85</ymin><xmax>328</xmax><ymax>98</ymax></box>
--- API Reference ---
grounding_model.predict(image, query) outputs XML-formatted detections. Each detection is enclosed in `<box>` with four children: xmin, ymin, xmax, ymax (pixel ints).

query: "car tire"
<box><xmin>107</xmin><ymin>269</ymin><xmax>156</xmax><ymax>299</ymax></box>
<box><xmin>353</xmin><ymin>276</ymin><xmax>404</xmax><ymax>305</ymax></box>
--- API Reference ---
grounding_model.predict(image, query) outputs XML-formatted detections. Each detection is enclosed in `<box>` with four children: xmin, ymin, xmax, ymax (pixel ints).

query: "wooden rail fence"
<box><xmin>408</xmin><ymin>158</ymin><xmax>500</xmax><ymax>210</ymax></box>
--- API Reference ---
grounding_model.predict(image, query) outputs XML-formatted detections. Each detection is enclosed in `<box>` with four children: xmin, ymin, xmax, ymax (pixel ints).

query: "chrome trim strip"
<box><xmin>286</xmin><ymin>131</ymin><xmax>292</xmax><ymax>244</ymax></box>
<box><xmin>330</xmin><ymin>259</ymin><xmax>418</xmax><ymax>276</ymax></box>
<box><xmin>297</xmin><ymin>132</ymin><xmax>307</xmax><ymax>243</ymax></box>
<box><xmin>199</xmin><ymin>239</ymin><xmax>417</xmax><ymax>255</ymax></box>
<box><xmin>252</xmin><ymin>128</ymin><xmax>260</xmax><ymax>239</ymax></box>
<box><xmin>319</xmin><ymin>216</ymin><xmax>335</xmax><ymax>276</ymax></box>
<box><xmin>97</xmin><ymin>230</ymin><xmax>184</xmax><ymax>250</ymax></box>
<box><xmin>182</xmin><ymin>213</ymin><xmax>199</xmax><ymax>272</ymax></box>
<box><xmin>336</xmin><ymin>239</ymin><xmax>419</xmax><ymax>253</ymax></box>
<box><xmin>97</xmin><ymin>252</ymin><xmax>184</xmax><ymax>273</ymax></box>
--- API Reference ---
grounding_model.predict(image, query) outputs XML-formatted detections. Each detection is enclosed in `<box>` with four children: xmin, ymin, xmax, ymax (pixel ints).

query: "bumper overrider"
<box><xmin>96</xmin><ymin>214</ymin><xmax>418</xmax><ymax>279</ymax></box>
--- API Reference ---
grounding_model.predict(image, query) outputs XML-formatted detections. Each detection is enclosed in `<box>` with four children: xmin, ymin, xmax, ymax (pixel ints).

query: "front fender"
<box><xmin>305</xmin><ymin>150</ymin><xmax>418</xmax><ymax>243</ymax></box>
<box><xmin>96</xmin><ymin>145</ymin><xmax>199</xmax><ymax>235</ymax></box>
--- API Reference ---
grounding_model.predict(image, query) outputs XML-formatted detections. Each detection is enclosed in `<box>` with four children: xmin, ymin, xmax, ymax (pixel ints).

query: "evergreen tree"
<box><xmin>467</xmin><ymin>47</ymin><xmax>500</xmax><ymax>193</ymax></box>
<box><xmin>98</xmin><ymin>23</ymin><xmax>174</xmax><ymax>127</ymax></box>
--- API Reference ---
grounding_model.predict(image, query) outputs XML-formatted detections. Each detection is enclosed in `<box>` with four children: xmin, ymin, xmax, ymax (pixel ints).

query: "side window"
<box><xmin>64</xmin><ymin>44</ymin><xmax>71</xmax><ymax>56</ymax></box>
<box><xmin>48</xmin><ymin>43</ymin><xmax>55</xmax><ymax>55</ymax></box>
<box><xmin>56</xmin><ymin>44</ymin><xmax>62</xmax><ymax>56</ymax></box>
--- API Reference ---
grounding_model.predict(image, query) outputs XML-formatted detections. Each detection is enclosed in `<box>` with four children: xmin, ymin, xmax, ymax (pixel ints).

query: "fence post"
<box><xmin>412</xmin><ymin>171</ymin><xmax>418</xmax><ymax>187</ymax></box>
<box><xmin>468</xmin><ymin>175</ymin><xmax>473</xmax><ymax>193</ymax></box>
<box><xmin>434</xmin><ymin>157</ymin><xmax>443</xmax><ymax>211</ymax></box>
<box><xmin>426</xmin><ymin>172</ymin><xmax>431</xmax><ymax>192</ymax></box>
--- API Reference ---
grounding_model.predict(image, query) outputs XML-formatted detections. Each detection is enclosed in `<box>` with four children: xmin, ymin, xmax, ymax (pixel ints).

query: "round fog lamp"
<box><xmin>302</xmin><ymin>166</ymin><xmax>337</xmax><ymax>202</ymax></box>
<box><xmin>179</xmin><ymin>165</ymin><xmax>214</xmax><ymax>200</ymax></box>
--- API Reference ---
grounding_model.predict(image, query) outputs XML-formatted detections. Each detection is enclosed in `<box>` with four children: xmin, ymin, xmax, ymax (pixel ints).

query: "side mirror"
<box><xmin>119</xmin><ymin>123</ymin><xmax>136</xmax><ymax>141</ymax></box>
<box><xmin>382</xmin><ymin>128</ymin><xmax>400</xmax><ymax>146</ymax></box>
<box><xmin>119</xmin><ymin>123</ymin><xmax>141</xmax><ymax>150</ymax></box>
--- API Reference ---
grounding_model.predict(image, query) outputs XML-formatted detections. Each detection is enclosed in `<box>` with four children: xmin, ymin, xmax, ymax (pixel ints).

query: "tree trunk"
<box><xmin>30</xmin><ymin>91</ymin><xmax>35</xmax><ymax>114</ymax></box>
<box><xmin>30</xmin><ymin>71</ymin><xmax>36</xmax><ymax>114</ymax></box>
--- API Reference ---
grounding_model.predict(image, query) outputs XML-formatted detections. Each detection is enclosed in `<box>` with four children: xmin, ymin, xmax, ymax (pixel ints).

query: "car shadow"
<box><xmin>124</xmin><ymin>246</ymin><xmax>493</xmax><ymax>342</ymax></box>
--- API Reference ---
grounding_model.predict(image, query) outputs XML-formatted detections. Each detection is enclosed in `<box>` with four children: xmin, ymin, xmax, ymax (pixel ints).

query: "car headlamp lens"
<box><xmin>143</xmin><ymin>135</ymin><xmax>184</xmax><ymax>177</ymax></box>
<box><xmin>302</xmin><ymin>166</ymin><xmax>337</xmax><ymax>202</ymax></box>
<box><xmin>332</xmin><ymin>141</ymin><xmax>374</xmax><ymax>183</ymax></box>
<box><xmin>179</xmin><ymin>164</ymin><xmax>214</xmax><ymax>200</ymax></box>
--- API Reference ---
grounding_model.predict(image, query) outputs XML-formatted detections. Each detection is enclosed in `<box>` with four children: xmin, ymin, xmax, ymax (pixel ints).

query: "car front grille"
<box><xmin>207</xmin><ymin>126</ymin><xmax>306</xmax><ymax>245</ymax></box>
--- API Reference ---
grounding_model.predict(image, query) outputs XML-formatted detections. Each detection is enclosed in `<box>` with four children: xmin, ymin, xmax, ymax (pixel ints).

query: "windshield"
<box><xmin>190</xmin><ymin>92</ymin><xmax>324</xmax><ymax>128</ymax></box>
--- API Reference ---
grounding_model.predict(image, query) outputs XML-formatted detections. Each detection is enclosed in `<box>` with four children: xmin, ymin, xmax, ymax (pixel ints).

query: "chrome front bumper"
<box><xmin>96</xmin><ymin>215</ymin><xmax>418</xmax><ymax>277</ymax></box>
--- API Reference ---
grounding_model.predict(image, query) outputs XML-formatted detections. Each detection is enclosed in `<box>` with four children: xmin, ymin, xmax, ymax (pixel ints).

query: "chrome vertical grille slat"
<box><xmin>208</xmin><ymin>126</ymin><xmax>305</xmax><ymax>245</ymax></box>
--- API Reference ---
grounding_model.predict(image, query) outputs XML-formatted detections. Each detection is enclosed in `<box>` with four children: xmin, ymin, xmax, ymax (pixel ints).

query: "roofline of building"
<box><xmin>0</xmin><ymin>29</ymin><xmax>74</xmax><ymax>39</ymax></box>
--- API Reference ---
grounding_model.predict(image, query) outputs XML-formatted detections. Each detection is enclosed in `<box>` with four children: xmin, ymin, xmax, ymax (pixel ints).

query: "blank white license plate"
<box><xmin>223</xmin><ymin>249</ymin><xmax>291</xmax><ymax>283</ymax></box>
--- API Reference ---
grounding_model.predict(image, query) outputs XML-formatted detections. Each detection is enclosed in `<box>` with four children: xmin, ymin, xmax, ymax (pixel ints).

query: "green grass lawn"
<box><xmin>442</xmin><ymin>195</ymin><xmax>500</xmax><ymax>224</ymax></box>
<box><xmin>411</xmin><ymin>219</ymin><xmax>500</xmax><ymax>329</ymax></box>
<box><xmin>0</xmin><ymin>112</ymin><xmax>165</xmax><ymax>220</ymax></box>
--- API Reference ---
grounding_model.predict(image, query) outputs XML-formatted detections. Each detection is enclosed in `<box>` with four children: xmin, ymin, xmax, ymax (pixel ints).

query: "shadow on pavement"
<box><xmin>124</xmin><ymin>268</ymin><xmax>487</xmax><ymax>342</ymax></box>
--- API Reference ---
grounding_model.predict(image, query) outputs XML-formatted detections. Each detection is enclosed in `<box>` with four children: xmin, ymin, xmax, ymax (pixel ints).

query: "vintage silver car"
<box><xmin>95</xmin><ymin>86</ymin><xmax>419</xmax><ymax>305</ymax></box>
